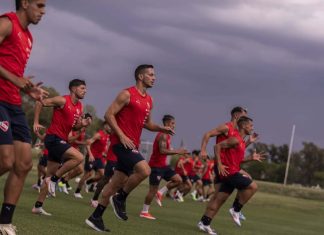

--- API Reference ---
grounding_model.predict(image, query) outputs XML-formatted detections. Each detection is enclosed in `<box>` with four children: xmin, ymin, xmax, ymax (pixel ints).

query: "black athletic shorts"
<box><xmin>112</xmin><ymin>144</ymin><xmax>145</xmax><ymax>176</ymax></box>
<box><xmin>38</xmin><ymin>154</ymin><xmax>48</xmax><ymax>167</ymax></box>
<box><xmin>0</xmin><ymin>102</ymin><xmax>31</xmax><ymax>145</ymax></box>
<box><xmin>189</xmin><ymin>174</ymin><xmax>201</xmax><ymax>183</ymax></box>
<box><xmin>219</xmin><ymin>172</ymin><xmax>253</xmax><ymax>194</ymax></box>
<box><xmin>104</xmin><ymin>160</ymin><xmax>117</xmax><ymax>177</ymax></box>
<box><xmin>202</xmin><ymin>179</ymin><xmax>212</xmax><ymax>186</ymax></box>
<box><xmin>45</xmin><ymin>134</ymin><xmax>71</xmax><ymax>163</ymax></box>
<box><xmin>180</xmin><ymin>175</ymin><xmax>189</xmax><ymax>182</ymax></box>
<box><xmin>149</xmin><ymin>166</ymin><xmax>176</xmax><ymax>186</ymax></box>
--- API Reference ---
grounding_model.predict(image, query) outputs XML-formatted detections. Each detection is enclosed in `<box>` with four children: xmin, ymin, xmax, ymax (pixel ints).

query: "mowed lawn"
<box><xmin>1</xmin><ymin>168</ymin><xmax>324</xmax><ymax>235</ymax></box>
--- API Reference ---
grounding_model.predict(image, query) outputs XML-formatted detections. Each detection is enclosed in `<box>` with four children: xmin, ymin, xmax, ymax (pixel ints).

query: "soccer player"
<box><xmin>90</xmin><ymin>145</ymin><xmax>117</xmax><ymax>208</ymax></box>
<box><xmin>85</xmin><ymin>64</ymin><xmax>174</xmax><ymax>232</ymax></box>
<box><xmin>31</xmin><ymin>79</ymin><xmax>92</xmax><ymax>215</ymax></box>
<box><xmin>201</xmin><ymin>156</ymin><xmax>215</xmax><ymax>201</ymax></box>
<box><xmin>74</xmin><ymin>122</ymin><xmax>110</xmax><ymax>198</ymax></box>
<box><xmin>189</xmin><ymin>150</ymin><xmax>204</xmax><ymax>201</ymax></box>
<box><xmin>198</xmin><ymin>116</ymin><xmax>265</xmax><ymax>234</ymax></box>
<box><xmin>0</xmin><ymin>1</ymin><xmax>47</xmax><ymax>233</ymax></box>
<box><xmin>200</xmin><ymin>107</ymin><xmax>257</xmax><ymax>219</ymax></box>
<box><xmin>32</xmin><ymin>130</ymin><xmax>48</xmax><ymax>192</ymax></box>
<box><xmin>140</xmin><ymin>114</ymin><xmax>187</xmax><ymax>220</ymax></box>
<box><xmin>174</xmin><ymin>154</ymin><xmax>193</xmax><ymax>202</ymax></box>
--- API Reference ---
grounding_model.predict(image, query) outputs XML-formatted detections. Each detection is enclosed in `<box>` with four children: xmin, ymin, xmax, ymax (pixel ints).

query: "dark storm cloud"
<box><xmin>2</xmin><ymin>0</ymin><xmax>324</xmax><ymax>152</ymax></box>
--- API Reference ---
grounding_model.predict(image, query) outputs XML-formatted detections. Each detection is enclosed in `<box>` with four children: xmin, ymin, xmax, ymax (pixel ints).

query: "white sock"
<box><xmin>158</xmin><ymin>186</ymin><xmax>168</xmax><ymax>195</ymax></box>
<box><xmin>142</xmin><ymin>204</ymin><xmax>150</xmax><ymax>213</ymax></box>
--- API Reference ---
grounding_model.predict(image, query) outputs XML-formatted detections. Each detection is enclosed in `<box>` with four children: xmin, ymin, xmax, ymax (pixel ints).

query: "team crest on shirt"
<box><xmin>132</xmin><ymin>149</ymin><xmax>139</xmax><ymax>154</ymax></box>
<box><xmin>0</xmin><ymin>121</ymin><xmax>9</xmax><ymax>132</ymax></box>
<box><xmin>136</xmin><ymin>100</ymin><xmax>140</xmax><ymax>105</ymax></box>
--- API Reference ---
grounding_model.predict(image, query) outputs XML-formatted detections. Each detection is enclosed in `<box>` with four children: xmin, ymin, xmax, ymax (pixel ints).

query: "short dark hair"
<box><xmin>231</xmin><ymin>106</ymin><xmax>247</xmax><ymax>116</ymax></box>
<box><xmin>69</xmin><ymin>79</ymin><xmax>86</xmax><ymax>90</ymax></box>
<box><xmin>134</xmin><ymin>64</ymin><xmax>154</xmax><ymax>80</ymax></box>
<box><xmin>16</xmin><ymin>0</ymin><xmax>21</xmax><ymax>10</ymax></box>
<box><xmin>162</xmin><ymin>114</ymin><xmax>175</xmax><ymax>125</ymax></box>
<box><xmin>192</xmin><ymin>150</ymin><xmax>200</xmax><ymax>156</ymax></box>
<box><xmin>237</xmin><ymin>116</ymin><xmax>253</xmax><ymax>128</ymax></box>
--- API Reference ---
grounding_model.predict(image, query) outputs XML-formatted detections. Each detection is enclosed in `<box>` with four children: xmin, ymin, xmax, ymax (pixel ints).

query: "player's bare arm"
<box><xmin>200</xmin><ymin>124</ymin><xmax>229</xmax><ymax>158</ymax></box>
<box><xmin>105</xmin><ymin>90</ymin><xmax>135</xmax><ymax>149</ymax></box>
<box><xmin>158</xmin><ymin>133</ymin><xmax>187</xmax><ymax>155</ymax></box>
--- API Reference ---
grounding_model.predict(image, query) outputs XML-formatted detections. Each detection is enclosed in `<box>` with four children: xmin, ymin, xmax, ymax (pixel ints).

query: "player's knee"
<box><xmin>249</xmin><ymin>181</ymin><xmax>258</xmax><ymax>192</ymax></box>
<box><xmin>173</xmin><ymin>175</ymin><xmax>182</xmax><ymax>185</ymax></box>
<box><xmin>0</xmin><ymin>158</ymin><xmax>14</xmax><ymax>173</ymax></box>
<box><xmin>15</xmin><ymin>158</ymin><xmax>33</xmax><ymax>175</ymax></box>
<box><xmin>141</xmin><ymin>167</ymin><xmax>151</xmax><ymax>178</ymax></box>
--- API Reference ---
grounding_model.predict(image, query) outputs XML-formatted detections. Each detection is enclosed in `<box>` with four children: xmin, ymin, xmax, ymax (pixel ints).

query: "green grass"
<box><xmin>1</xmin><ymin>167</ymin><xmax>324</xmax><ymax>235</ymax></box>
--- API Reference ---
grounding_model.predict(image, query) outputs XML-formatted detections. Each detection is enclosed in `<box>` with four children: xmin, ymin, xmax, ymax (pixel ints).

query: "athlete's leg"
<box><xmin>54</xmin><ymin>147</ymin><xmax>83</xmax><ymax>178</ymax></box>
<box><xmin>0</xmin><ymin>145</ymin><xmax>14</xmax><ymax>176</ymax></box>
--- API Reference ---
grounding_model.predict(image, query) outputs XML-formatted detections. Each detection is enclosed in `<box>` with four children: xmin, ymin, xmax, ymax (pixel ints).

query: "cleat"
<box><xmin>90</xmin><ymin>199</ymin><xmax>98</xmax><ymax>208</ymax></box>
<box><xmin>239</xmin><ymin>211</ymin><xmax>246</xmax><ymax>221</ymax></box>
<box><xmin>229</xmin><ymin>208</ymin><xmax>241</xmax><ymax>227</ymax></box>
<box><xmin>58</xmin><ymin>182</ymin><xmax>69</xmax><ymax>195</ymax></box>
<box><xmin>74</xmin><ymin>193</ymin><xmax>83</xmax><ymax>199</ymax></box>
<box><xmin>140</xmin><ymin>212</ymin><xmax>156</xmax><ymax>220</ymax></box>
<box><xmin>174</xmin><ymin>190</ymin><xmax>184</xmax><ymax>202</ymax></box>
<box><xmin>85</xmin><ymin>216</ymin><xmax>110</xmax><ymax>232</ymax></box>
<box><xmin>45</xmin><ymin>177</ymin><xmax>56</xmax><ymax>197</ymax></box>
<box><xmin>155</xmin><ymin>191</ymin><xmax>163</xmax><ymax>207</ymax></box>
<box><xmin>75</xmin><ymin>177</ymin><xmax>81</xmax><ymax>183</ymax></box>
<box><xmin>197</xmin><ymin>221</ymin><xmax>217</xmax><ymax>235</ymax></box>
<box><xmin>85</xmin><ymin>183</ymin><xmax>90</xmax><ymax>193</ymax></box>
<box><xmin>0</xmin><ymin>224</ymin><xmax>17</xmax><ymax>235</ymax></box>
<box><xmin>109</xmin><ymin>195</ymin><xmax>128</xmax><ymax>221</ymax></box>
<box><xmin>32</xmin><ymin>207</ymin><xmax>52</xmax><ymax>216</ymax></box>
<box><xmin>32</xmin><ymin>184</ymin><xmax>40</xmax><ymax>193</ymax></box>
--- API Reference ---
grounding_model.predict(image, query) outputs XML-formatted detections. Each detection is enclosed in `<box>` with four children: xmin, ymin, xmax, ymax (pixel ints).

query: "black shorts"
<box><xmin>202</xmin><ymin>179</ymin><xmax>212</xmax><ymax>186</ymax></box>
<box><xmin>0</xmin><ymin>102</ymin><xmax>31</xmax><ymax>145</ymax></box>
<box><xmin>38</xmin><ymin>154</ymin><xmax>48</xmax><ymax>167</ymax></box>
<box><xmin>213</xmin><ymin>164</ymin><xmax>223</xmax><ymax>184</ymax></box>
<box><xmin>219</xmin><ymin>172</ymin><xmax>253</xmax><ymax>194</ymax></box>
<box><xmin>104</xmin><ymin>160</ymin><xmax>117</xmax><ymax>177</ymax></box>
<box><xmin>180</xmin><ymin>175</ymin><xmax>189</xmax><ymax>183</ymax></box>
<box><xmin>45</xmin><ymin>134</ymin><xmax>71</xmax><ymax>163</ymax></box>
<box><xmin>112</xmin><ymin>144</ymin><xmax>145</xmax><ymax>176</ymax></box>
<box><xmin>149</xmin><ymin>166</ymin><xmax>176</xmax><ymax>186</ymax></box>
<box><xmin>189</xmin><ymin>174</ymin><xmax>201</xmax><ymax>183</ymax></box>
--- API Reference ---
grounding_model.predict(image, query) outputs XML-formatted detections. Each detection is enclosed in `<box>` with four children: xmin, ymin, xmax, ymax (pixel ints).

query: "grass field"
<box><xmin>1</xmin><ymin>167</ymin><xmax>324</xmax><ymax>235</ymax></box>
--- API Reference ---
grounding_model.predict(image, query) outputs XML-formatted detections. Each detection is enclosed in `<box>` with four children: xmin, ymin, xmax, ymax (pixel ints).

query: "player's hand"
<box><xmin>33</xmin><ymin>122</ymin><xmax>45</xmax><ymax>133</ymax></box>
<box><xmin>218</xmin><ymin>163</ymin><xmax>229</xmax><ymax>176</ymax></box>
<box><xmin>14</xmin><ymin>75</ymin><xmax>34</xmax><ymax>90</ymax></box>
<box><xmin>177</xmin><ymin>148</ymin><xmax>189</xmax><ymax>155</ymax></box>
<box><xmin>249</xmin><ymin>133</ymin><xmax>259</xmax><ymax>144</ymax></box>
<box><xmin>120</xmin><ymin>134</ymin><xmax>136</xmax><ymax>149</ymax></box>
<box><xmin>252</xmin><ymin>149</ymin><xmax>267</xmax><ymax>162</ymax></box>
<box><xmin>161</xmin><ymin>126</ymin><xmax>175</xmax><ymax>136</ymax></box>
<box><xmin>89</xmin><ymin>155</ymin><xmax>95</xmax><ymax>162</ymax></box>
<box><xmin>27</xmin><ymin>82</ymin><xmax>49</xmax><ymax>101</ymax></box>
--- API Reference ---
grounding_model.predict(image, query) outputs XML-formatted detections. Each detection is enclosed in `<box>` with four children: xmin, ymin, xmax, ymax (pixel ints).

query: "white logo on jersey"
<box><xmin>0</xmin><ymin>121</ymin><xmax>9</xmax><ymax>132</ymax></box>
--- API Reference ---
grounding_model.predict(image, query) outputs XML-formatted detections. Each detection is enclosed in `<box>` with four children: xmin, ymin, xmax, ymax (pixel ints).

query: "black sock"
<box><xmin>233</xmin><ymin>199</ymin><xmax>243</xmax><ymax>212</ymax></box>
<box><xmin>35</xmin><ymin>201</ymin><xmax>43</xmax><ymax>208</ymax></box>
<box><xmin>60</xmin><ymin>178</ymin><xmax>67</xmax><ymax>184</ymax></box>
<box><xmin>0</xmin><ymin>203</ymin><xmax>16</xmax><ymax>224</ymax></box>
<box><xmin>92</xmin><ymin>192</ymin><xmax>100</xmax><ymax>201</ymax></box>
<box><xmin>86</xmin><ymin>179</ymin><xmax>94</xmax><ymax>185</ymax></box>
<box><xmin>201</xmin><ymin>215</ymin><xmax>212</xmax><ymax>226</ymax></box>
<box><xmin>51</xmin><ymin>175</ymin><xmax>59</xmax><ymax>182</ymax></box>
<box><xmin>37</xmin><ymin>178</ymin><xmax>41</xmax><ymax>187</ymax></box>
<box><xmin>116</xmin><ymin>189</ymin><xmax>128</xmax><ymax>201</ymax></box>
<box><xmin>92</xmin><ymin>204</ymin><xmax>106</xmax><ymax>218</ymax></box>
<box><xmin>65</xmin><ymin>181</ymin><xmax>70</xmax><ymax>188</ymax></box>
<box><xmin>75</xmin><ymin>188</ymin><xmax>81</xmax><ymax>194</ymax></box>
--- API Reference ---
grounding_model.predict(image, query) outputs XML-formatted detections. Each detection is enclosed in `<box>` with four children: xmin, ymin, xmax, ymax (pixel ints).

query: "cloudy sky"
<box><xmin>2</xmin><ymin>0</ymin><xmax>324</xmax><ymax>153</ymax></box>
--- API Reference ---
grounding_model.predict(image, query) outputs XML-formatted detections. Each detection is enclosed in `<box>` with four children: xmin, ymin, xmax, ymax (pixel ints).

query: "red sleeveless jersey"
<box><xmin>106</xmin><ymin>145</ymin><xmax>117</xmax><ymax>162</ymax></box>
<box><xmin>221</xmin><ymin>131</ymin><xmax>246</xmax><ymax>177</ymax></box>
<box><xmin>175</xmin><ymin>156</ymin><xmax>186</xmax><ymax>175</ymax></box>
<box><xmin>47</xmin><ymin>95</ymin><xmax>83</xmax><ymax>141</ymax></box>
<box><xmin>185</xmin><ymin>157</ymin><xmax>195</xmax><ymax>176</ymax></box>
<box><xmin>149</xmin><ymin>132</ymin><xmax>171</xmax><ymax>168</ymax></box>
<box><xmin>202</xmin><ymin>159</ymin><xmax>214</xmax><ymax>180</ymax></box>
<box><xmin>70</xmin><ymin>129</ymin><xmax>86</xmax><ymax>150</ymax></box>
<box><xmin>43</xmin><ymin>148</ymin><xmax>48</xmax><ymax>156</ymax></box>
<box><xmin>215</xmin><ymin>122</ymin><xmax>237</xmax><ymax>164</ymax></box>
<box><xmin>110</xmin><ymin>86</ymin><xmax>152</xmax><ymax>148</ymax></box>
<box><xmin>0</xmin><ymin>12</ymin><xmax>33</xmax><ymax>105</ymax></box>
<box><xmin>90</xmin><ymin>130</ymin><xmax>109</xmax><ymax>159</ymax></box>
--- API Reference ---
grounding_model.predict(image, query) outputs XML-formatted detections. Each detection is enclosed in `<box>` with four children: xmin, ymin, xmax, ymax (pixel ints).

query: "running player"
<box><xmin>85</xmin><ymin>64</ymin><xmax>174</xmax><ymax>232</ymax></box>
<box><xmin>90</xmin><ymin>144</ymin><xmax>117</xmax><ymax>208</ymax></box>
<box><xmin>189</xmin><ymin>150</ymin><xmax>204</xmax><ymax>201</ymax></box>
<box><xmin>74</xmin><ymin>122</ymin><xmax>110</xmax><ymax>198</ymax></box>
<box><xmin>0</xmin><ymin>1</ymin><xmax>46</xmax><ymax>233</ymax></box>
<box><xmin>200</xmin><ymin>107</ymin><xmax>257</xmax><ymax>220</ymax></box>
<box><xmin>140</xmin><ymin>114</ymin><xmax>187</xmax><ymax>220</ymax></box>
<box><xmin>201</xmin><ymin>156</ymin><xmax>214</xmax><ymax>201</ymax></box>
<box><xmin>31</xmin><ymin>79</ymin><xmax>92</xmax><ymax>215</ymax></box>
<box><xmin>198</xmin><ymin>116</ymin><xmax>265</xmax><ymax>234</ymax></box>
